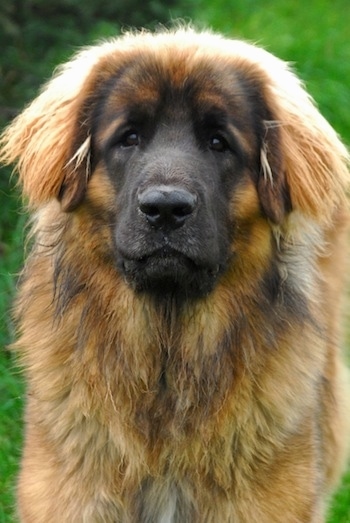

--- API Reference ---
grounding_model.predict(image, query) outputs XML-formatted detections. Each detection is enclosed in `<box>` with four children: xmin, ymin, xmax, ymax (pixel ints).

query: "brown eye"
<box><xmin>121</xmin><ymin>131</ymin><xmax>139</xmax><ymax>147</ymax></box>
<box><xmin>209</xmin><ymin>134</ymin><xmax>229</xmax><ymax>152</ymax></box>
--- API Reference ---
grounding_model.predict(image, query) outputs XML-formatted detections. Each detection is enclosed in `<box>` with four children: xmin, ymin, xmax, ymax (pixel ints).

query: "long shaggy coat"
<box><xmin>1</xmin><ymin>28</ymin><xmax>350</xmax><ymax>523</ymax></box>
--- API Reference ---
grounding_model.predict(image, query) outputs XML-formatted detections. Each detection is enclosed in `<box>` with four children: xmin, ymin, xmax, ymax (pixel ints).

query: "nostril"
<box><xmin>174</xmin><ymin>204</ymin><xmax>193</xmax><ymax>218</ymax></box>
<box><xmin>138</xmin><ymin>186</ymin><xmax>197</xmax><ymax>229</ymax></box>
<box><xmin>139</xmin><ymin>204</ymin><xmax>160</xmax><ymax>219</ymax></box>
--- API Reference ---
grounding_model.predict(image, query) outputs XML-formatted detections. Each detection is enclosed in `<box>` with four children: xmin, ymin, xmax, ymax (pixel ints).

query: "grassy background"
<box><xmin>1</xmin><ymin>0</ymin><xmax>349</xmax><ymax>521</ymax></box>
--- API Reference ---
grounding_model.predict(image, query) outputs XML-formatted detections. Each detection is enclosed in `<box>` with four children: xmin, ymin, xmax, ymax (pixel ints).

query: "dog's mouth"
<box><xmin>119</xmin><ymin>247</ymin><xmax>221</xmax><ymax>299</ymax></box>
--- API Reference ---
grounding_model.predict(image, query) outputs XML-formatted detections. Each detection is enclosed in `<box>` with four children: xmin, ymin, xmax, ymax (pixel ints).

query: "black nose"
<box><xmin>138</xmin><ymin>186</ymin><xmax>197</xmax><ymax>229</ymax></box>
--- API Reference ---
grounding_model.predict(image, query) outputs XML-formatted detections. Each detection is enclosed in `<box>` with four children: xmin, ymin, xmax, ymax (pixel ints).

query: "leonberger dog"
<box><xmin>1</xmin><ymin>27</ymin><xmax>350</xmax><ymax>522</ymax></box>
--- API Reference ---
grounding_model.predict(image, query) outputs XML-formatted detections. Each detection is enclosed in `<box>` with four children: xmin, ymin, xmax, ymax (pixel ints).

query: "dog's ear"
<box><xmin>257</xmin><ymin>123</ymin><xmax>291</xmax><ymax>224</ymax></box>
<box><xmin>256</xmin><ymin>57</ymin><xmax>349</xmax><ymax>226</ymax></box>
<box><xmin>278</xmin><ymin>109</ymin><xmax>349</xmax><ymax>225</ymax></box>
<box><xmin>235</xmin><ymin>41</ymin><xmax>350</xmax><ymax>226</ymax></box>
<box><xmin>0</xmin><ymin>49</ymin><xmax>104</xmax><ymax>211</ymax></box>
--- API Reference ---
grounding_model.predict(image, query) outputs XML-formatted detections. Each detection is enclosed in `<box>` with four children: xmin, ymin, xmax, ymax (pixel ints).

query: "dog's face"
<box><xmin>81</xmin><ymin>55</ymin><xmax>289</xmax><ymax>299</ymax></box>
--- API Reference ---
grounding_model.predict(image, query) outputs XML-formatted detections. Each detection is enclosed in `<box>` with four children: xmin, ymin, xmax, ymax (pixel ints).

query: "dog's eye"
<box><xmin>120</xmin><ymin>131</ymin><xmax>140</xmax><ymax>148</ymax></box>
<box><xmin>209</xmin><ymin>134</ymin><xmax>229</xmax><ymax>153</ymax></box>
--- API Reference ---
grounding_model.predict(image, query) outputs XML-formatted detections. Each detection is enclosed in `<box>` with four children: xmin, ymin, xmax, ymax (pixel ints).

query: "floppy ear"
<box><xmin>257</xmin><ymin>122</ymin><xmax>291</xmax><ymax>224</ymax></box>
<box><xmin>233</xmin><ymin>39</ymin><xmax>350</xmax><ymax>226</ymax></box>
<box><xmin>0</xmin><ymin>47</ymin><xmax>106</xmax><ymax>211</ymax></box>
<box><xmin>278</xmin><ymin>107</ymin><xmax>350</xmax><ymax>225</ymax></box>
<box><xmin>258</xmin><ymin>58</ymin><xmax>349</xmax><ymax>226</ymax></box>
<box><xmin>255</xmin><ymin>85</ymin><xmax>349</xmax><ymax>227</ymax></box>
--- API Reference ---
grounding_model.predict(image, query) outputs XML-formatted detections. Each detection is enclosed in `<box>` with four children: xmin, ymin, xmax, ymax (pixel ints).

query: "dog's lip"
<box><xmin>123</xmin><ymin>246</ymin><xmax>199</xmax><ymax>268</ymax></box>
<box><xmin>140</xmin><ymin>246</ymin><xmax>192</xmax><ymax>262</ymax></box>
<box><xmin>121</xmin><ymin>246</ymin><xmax>222</xmax><ymax>277</ymax></box>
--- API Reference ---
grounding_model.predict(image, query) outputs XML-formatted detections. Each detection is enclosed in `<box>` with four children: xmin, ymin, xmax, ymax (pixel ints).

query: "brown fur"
<box><xmin>1</xmin><ymin>28</ymin><xmax>350</xmax><ymax>522</ymax></box>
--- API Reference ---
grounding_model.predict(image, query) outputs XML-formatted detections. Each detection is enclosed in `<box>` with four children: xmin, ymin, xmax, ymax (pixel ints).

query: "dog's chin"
<box><xmin>120</xmin><ymin>250</ymin><xmax>220</xmax><ymax>300</ymax></box>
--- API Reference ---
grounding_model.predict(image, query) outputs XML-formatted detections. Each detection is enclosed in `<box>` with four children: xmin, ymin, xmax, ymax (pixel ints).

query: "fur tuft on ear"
<box><xmin>59</xmin><ymin>136</ymin><xmax>92</xmax><ymax>212</ymax></box>
<box><xmin>258</xmin><ymin>123</ymin><xmax>291</xmax><ymax>224</ymax></box>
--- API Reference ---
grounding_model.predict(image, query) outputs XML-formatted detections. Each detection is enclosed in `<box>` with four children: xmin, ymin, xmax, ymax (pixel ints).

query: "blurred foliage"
<box><xmin>0</xmin><ymin>0</ymin><xmax>198</xmax><ymax>120</ymax></box>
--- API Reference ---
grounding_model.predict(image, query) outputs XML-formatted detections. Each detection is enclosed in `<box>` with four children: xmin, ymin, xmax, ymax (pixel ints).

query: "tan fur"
<box><xmin>1</xmin><ymin>28</ymin><xmax>350</xmax><ymax>522</ymax></box>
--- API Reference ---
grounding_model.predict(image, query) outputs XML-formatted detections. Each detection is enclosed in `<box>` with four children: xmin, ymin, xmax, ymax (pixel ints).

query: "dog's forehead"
<box><xmin>96</xmin><ymin>50</ymin><xmax>251</xmax><ymax>116</ymax></box>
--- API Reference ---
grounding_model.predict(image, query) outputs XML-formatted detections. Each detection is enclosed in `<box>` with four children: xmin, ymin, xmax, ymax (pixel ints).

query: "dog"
<box><xmin>1</xmin><ymin>27</ymin><xmax>350</xmax><ymax>522</ymax></box>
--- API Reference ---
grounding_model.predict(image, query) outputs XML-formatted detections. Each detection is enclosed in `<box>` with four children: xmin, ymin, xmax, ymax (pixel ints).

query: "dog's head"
<box><xmin>86</xmin><ymin>53</ymin><xmax>292</xmax><ymax>298</ymax></box>
<box><xmin>1</xmin><ymin>29</ymin><xmax>349</xmax><ymax>300</ymax></box>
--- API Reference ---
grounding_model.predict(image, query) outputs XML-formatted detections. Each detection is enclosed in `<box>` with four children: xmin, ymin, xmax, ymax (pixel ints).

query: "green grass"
<box><xmin>0</xmin><ymin>176</ymin><xmax>25</xmax><ymax>523</ymax></box>
<box><xmin>0</xmin><ymin>357</ymin><xmax>23</xmax><ymax>523</ymax></box>
<box><xmin>1</xmin><ymin>1</ymin><xmax>350</xmax><ymax>521</ymax></box>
